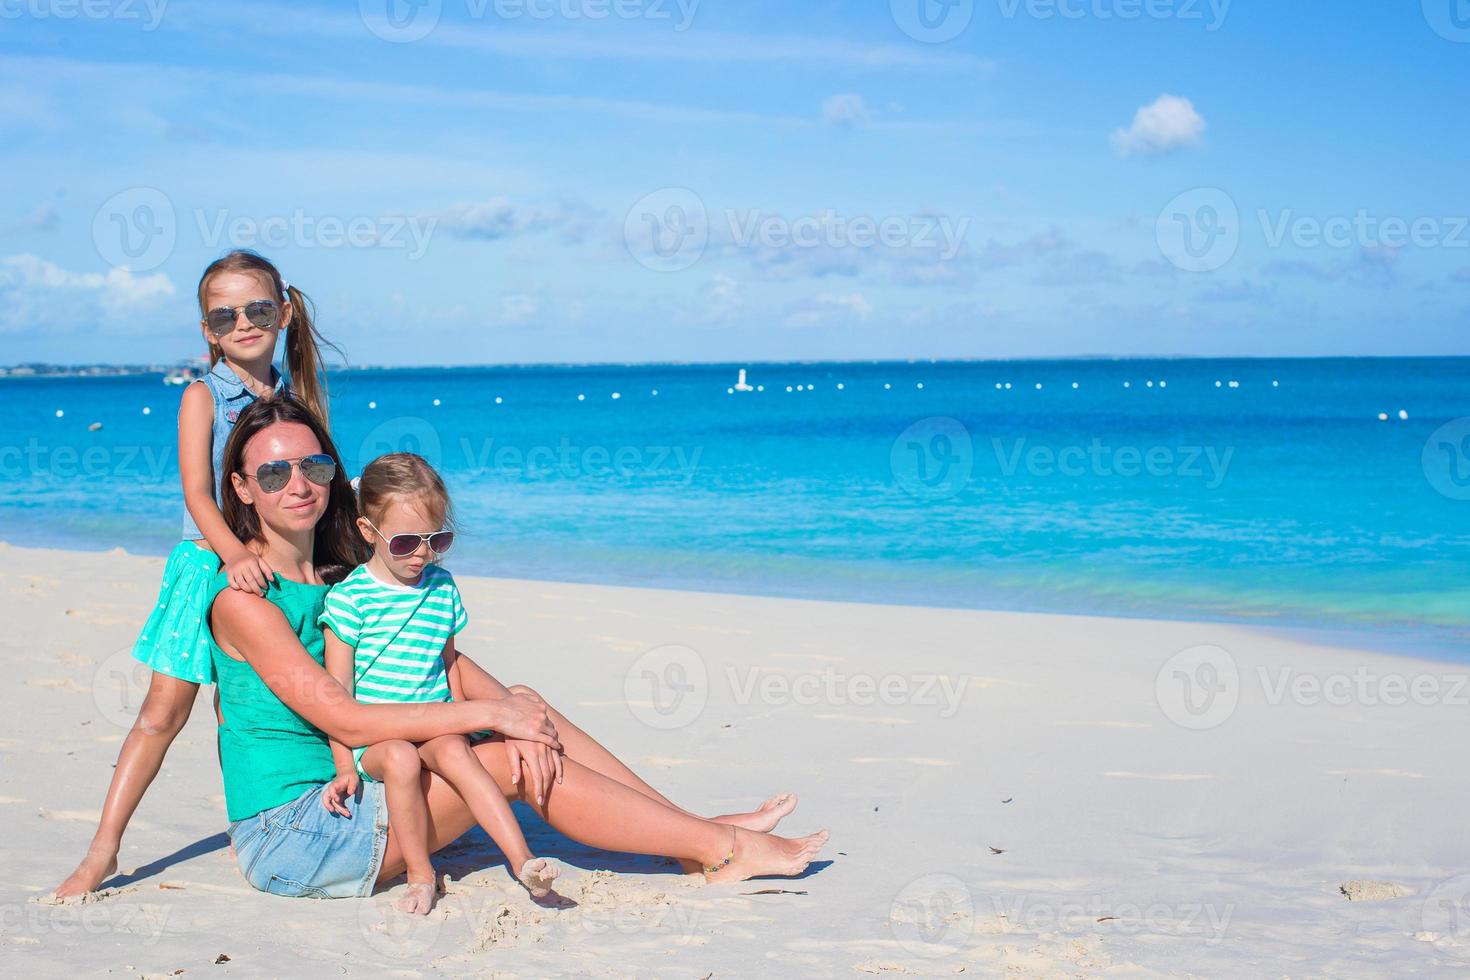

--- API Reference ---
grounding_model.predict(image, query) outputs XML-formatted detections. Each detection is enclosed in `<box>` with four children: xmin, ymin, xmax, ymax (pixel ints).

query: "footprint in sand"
<box><xmin>28</xmin><ymin>677</ymin><xmax>87</xmax><ymax>694</ymax></box>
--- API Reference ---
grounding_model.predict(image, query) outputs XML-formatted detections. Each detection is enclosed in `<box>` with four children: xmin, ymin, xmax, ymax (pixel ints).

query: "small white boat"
<box><xmin>734</xmin><ymin>368</ymin><xmax>754</xmax><ymax>392</ymax></box>
<box><xmin>163</xmin><ymin>365</ymin><xmax>202</xmax><ymax>386</ymax></box>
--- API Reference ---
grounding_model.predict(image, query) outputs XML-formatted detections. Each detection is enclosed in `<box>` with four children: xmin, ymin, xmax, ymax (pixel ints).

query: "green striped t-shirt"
<box><xmin>318</xmin><ymin>563</ymin><xmax>468</xmax><ymax>705</ymax></box>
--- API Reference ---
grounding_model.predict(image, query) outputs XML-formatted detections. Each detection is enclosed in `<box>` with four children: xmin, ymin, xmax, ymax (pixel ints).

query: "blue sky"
<box><xmin>2</xmin><ymin>0</ymin><xmax>1467</xmax><ymax>365</ymax></box>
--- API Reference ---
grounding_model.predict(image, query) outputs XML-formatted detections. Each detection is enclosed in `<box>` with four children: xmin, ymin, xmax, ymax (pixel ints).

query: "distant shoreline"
<box><xmin>4</xmin><ymin>353</ymin><xmax>1467</xmax><ymax>379</ymax></box>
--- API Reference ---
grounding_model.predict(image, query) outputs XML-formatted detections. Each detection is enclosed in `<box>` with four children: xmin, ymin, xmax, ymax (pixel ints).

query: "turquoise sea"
<box><xmin>2</xmin><ymin>358</ymin><xmax>1467</xmax><ymax>657</ymax></box>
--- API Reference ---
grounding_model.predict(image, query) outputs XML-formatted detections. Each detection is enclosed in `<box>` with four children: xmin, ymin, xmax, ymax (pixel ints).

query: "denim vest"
<box><xmin>182</xmin><ymin>360</ymin><xmax>289</xmax><ymax>540</ymax></box>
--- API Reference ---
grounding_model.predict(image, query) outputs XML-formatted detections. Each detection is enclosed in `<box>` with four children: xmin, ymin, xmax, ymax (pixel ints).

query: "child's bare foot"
<box><xmin>396</xmin><ymin>879</ymin><xmax>436</xmax><ymax>915</ymax></box>
<box><xmin>713</xmin><ymin>793</ymin><xmax>799</xmax><ymax>833</ymax></box>
<box><xmin>517</xmin><ymin>857</ymin><xmax>561</xmax><ymax>899</ymax></box>
<box><xmin>54</xmin><ymin>846</ymin><xmax>118</xmax><ymax>899</ymax></box>
<box><xmin>703</xmin><ymin>827</ymin><xmax>828</xmax><ymax>884</ymax></box>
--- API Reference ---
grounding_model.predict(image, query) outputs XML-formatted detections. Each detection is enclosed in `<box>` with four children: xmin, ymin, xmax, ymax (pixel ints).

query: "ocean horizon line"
<box><xmin>5</xmin><ymin>352</ymin><xmax>1468</xmax><ymax>375</ymax></box>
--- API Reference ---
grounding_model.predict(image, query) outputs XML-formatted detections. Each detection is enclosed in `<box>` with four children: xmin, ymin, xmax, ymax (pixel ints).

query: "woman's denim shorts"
<box><xmin>228</xmin><ymin>782</ymin><xmax>390</xmax><ymax>899</ymax></box>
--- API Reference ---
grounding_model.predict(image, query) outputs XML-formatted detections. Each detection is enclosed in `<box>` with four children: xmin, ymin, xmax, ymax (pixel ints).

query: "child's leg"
<box><xmin>416</xmin><ymin>734</ymin><xmax>559</xmax><ymax>897</ymax></box>
<box><xmin>56</xmin><ymin>672</ymin><xmax>200</xmax><ymax>897</ymax></box>
<box><xmin>360</xmin><ymin>740</ymin><xmax>436</xmax><ymax>914</ymax></box>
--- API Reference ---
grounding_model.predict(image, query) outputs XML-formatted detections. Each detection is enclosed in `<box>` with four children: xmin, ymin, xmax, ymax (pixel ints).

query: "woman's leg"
<box><xmin>455</xmin><ymin>655</ymin><xmax>795</xmax><ymax>832</ymax></box>
<box><xmin>361</xmin><ymin>740</ymin><xmax>437</xmax><ymax>914</ymax></box>
<box><xmin>378</xmin><ymin>739</ymin><xmax>826</xmax><ymax>885</ymax></box>
<box><xmin>525</xmin><ymin>689</ymin><xmax>797</xmax><ymax>832</ymax></box>
<box><xmin>417</xmin><ymin>734</ymin><xmax>560</xmax><ymax>898</ymax></box>
<box><xmin>55</xmin><ymin>672</ymin><xmax>200</xmax><ymax>898</ymax></box>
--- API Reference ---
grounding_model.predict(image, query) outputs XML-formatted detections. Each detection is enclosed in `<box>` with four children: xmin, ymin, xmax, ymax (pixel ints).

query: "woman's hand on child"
<box><xmin>322</xmin><ymin>771</ymin><xmax>360</xmax><ymax>816</ymax></box>
<box><xmin>225</xmin><ymin>553</ymin><xmax>275</xmax><ymax>595</ymax></box>
<box><xmin>489</xmin><ymin>693</ymin><xmax>561</xmax><ymax>751</ymax></box>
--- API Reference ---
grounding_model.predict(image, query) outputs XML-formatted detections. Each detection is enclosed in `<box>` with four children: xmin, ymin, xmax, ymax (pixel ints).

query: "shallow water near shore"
<box><xmin>2</xmin><ymin>356</ymin><xmax>1467</xmax><ymax>657</ymax></box>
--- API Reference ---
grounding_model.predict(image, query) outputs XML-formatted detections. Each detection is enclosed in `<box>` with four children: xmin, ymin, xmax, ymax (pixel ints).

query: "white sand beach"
<box><xmin>3</xmin><ymin>541</ymin><xmax>1469</xmax><ymax>977</ymax></box>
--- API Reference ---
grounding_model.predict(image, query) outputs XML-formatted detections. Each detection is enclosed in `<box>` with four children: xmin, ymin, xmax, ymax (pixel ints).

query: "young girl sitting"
<box><xmin>319</xmin><ymin>452</ymin><xmax>560</xmax><ymax>914</ymax></box>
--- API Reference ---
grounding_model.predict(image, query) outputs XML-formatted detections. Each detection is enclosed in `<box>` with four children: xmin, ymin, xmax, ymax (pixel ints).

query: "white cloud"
<box><xmin>823</xmin><ymin>94</ymin><xmax>870</xmax><ymax>127</ymax></box>
<box><xmin>1111</xmin><ymin>94</ymin><xmax>1205</xmax><ymax>158</ymax></box>
<box><xmin>438</xmin><ymin>197</ymin><xmax>599</xmax><ymax>244</ymax></box>
<box><xmin>499</xmin><ymin>293</ymin><xmax>539</xmax><ymax>323</ymax></box>
<box><xmin>783</xmin><ymin>292</ymin><xmax>872</xmax><ymax>328</ymax></box>
<box><xmin>0</xmin><ymin>254</ymin><xmax>175</xmax><ymax>328</ymax></box>
<box><xmin>14</xmin><ymin>203</ymin><xmax>59</xmax><ymax>233</ymax></box>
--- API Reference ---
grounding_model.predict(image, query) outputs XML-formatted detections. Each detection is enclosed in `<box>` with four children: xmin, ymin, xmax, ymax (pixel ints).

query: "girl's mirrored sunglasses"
<box><xmin>243</xmin><ymin>454</ymin><xmax>337</xmax><ymax>493</ymax></box>
<box><xmin>363</xmin><ymin>517</ymin><xmax>455</xmax><ymax>557</ymax></box>
<box><xmin>205</xmin><ymin>299</ymin><xmax>280</xmax><ymax>337</ymax></box>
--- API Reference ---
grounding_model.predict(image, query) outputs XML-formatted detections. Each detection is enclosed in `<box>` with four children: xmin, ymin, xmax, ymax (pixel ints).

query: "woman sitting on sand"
<box><xmin>203</xmin><ymin>394</ymin><xmax>827</xmax><ymax>900</ymax></box>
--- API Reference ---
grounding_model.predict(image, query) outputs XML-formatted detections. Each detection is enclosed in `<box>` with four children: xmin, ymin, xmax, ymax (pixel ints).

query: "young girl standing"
<box><xmin>54</xmin><ymin>250</ymin><xmax>339</xmax><ymax>898</ymax></box>
<box><xmin>319</xmin><ymin>453</ymin><xmax>560</xmax><ymax>913</ymax></box>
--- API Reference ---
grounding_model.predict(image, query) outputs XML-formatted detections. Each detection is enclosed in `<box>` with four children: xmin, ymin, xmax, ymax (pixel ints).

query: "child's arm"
<box><xmin>443</xmin><ymin>638</ymin><xmax>466</xmax><ymax>703</ymax></box>
<box><xmin>178</xmin><ymin>381</ymin><xmax>272</xmax><ymax>595</ymax></box>
<box><xmin>321</xmin><ymin>626</ymin><xmax>361</xmax><ymax>815</ymax></box>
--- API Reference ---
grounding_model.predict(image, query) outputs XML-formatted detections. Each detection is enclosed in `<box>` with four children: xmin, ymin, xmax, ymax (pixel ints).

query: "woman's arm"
<box><xmin>212</xmin><ymin>589</ymin><xmax>560</xmax><ymax>749</ymax></box>
<box><xmin>453</xmin><ymin>646</ymin><xmax>513</xmax><ymax>700</ymax></box>
<box><xmin>179</xmin><ymin>382</ymin><xmax>272</xmax><ymax>594</ymax></box>
<box><xmin>442</xmin><ymin>639</ymin><xmax>466</xmax><ymax>703</ymax></box>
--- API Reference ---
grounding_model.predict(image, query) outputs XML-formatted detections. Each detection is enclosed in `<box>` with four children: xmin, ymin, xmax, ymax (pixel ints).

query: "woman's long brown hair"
<box><xmin>219</xmin><ymin>395</ymin><xmax>370</xmax><ymax>584</ymax></box>
<box><xmin>196</xmin><ymin>250</ymin><xmax>341</xmax><ymax>428</ymax></box>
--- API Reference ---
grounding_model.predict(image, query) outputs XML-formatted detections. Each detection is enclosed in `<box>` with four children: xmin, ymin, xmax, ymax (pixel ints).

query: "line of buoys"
<box><xmin>1378</xmin><ymin>409</ymin><xmax>1410</xmax><ymax>421</ymax></box>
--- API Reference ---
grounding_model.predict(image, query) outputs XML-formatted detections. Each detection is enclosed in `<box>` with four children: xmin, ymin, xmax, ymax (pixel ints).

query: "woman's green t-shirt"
<box><xmin>206</xmin><ymin>570</ymin><xmax>337</xmax><ymax>822</ymax></box>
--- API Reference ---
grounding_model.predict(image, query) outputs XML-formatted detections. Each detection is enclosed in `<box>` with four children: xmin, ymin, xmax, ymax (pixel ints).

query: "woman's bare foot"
<box><xmin>517</xmin><ymin>857</ymin><xmax>561</xmax><ymax>899</ymax></box>
<box><xmin>713</xmin><ymin>793</ymin><xmax>799</xmax><ymax>833</ymax></box>
<box><xmin>54</xmin><ymin>846</ymin><xmax>119</xmax><ymax>899</ymax></box>
<box><xmin>703</xmin><ymin>827</ymin><xmax>828</xmax><ymax>884</ymax></box>
<box><xmin>396</xmin><ymin>879</ymin><xmax>436</xmax><ymax>915</ymax></box>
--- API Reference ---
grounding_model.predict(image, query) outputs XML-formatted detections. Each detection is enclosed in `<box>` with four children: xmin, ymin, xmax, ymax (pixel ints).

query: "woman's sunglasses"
<box><xmin>363</xmin><ymin>517</ymin><xmax>455</xmax><ymax>558</ymax></box>
<box><xmin>243</xmin><ymin>454</ymin><xmax>337</xmax><ymax>493</ymax></box>
<box><xmin>205</xmin><ymin>299</ymin><xmax>280</xmax><ymax>337</ymax></box>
